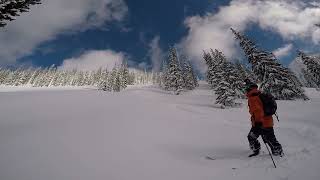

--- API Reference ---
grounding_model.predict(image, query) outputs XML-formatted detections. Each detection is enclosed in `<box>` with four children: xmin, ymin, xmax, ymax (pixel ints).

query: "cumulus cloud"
<box><xmin>273</xmin><ymin>44</ymin><xmax>294</xmax><ymax>58</ymax></box>
<box><xmin>0</xmin><ymin>0</ymin><xmax>128</xmax><ymax>65</ymax></box>
<box><xmin>148</xmin><ymin>36</ymin><xmax>164</xmax><ymax>72</ymax></box>
<box><xmin>59</xmin><ymin>50</ymin><xmax>126</xmax><ymax>71</ymax></box>
<box><xmin>180</xmin><ymin>0</ymin><xmax>320</xmax><ymax>72</ymax></box>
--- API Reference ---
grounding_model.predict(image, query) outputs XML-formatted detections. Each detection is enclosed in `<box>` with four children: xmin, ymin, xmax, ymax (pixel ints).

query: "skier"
<box><xmin>244</xmin><ymin>79</ymin><xmax>283</xmax><ymax>157</ymax></box>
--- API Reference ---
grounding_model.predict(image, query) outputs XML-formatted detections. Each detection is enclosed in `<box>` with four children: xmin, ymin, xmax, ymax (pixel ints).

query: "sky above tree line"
<box><xmin>0</xmin><ymin>0</ymin><xmax>319</xmax><ymax>73</ymax></box>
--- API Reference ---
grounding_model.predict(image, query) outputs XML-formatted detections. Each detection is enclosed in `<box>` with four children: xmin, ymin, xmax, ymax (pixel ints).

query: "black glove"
<box><xmin>255</xmin><ymin>122</ymin><xmax>263</xmax><ymax>128</ymax></box>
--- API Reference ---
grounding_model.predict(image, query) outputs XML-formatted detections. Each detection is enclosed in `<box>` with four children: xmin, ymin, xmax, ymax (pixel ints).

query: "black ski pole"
<box><xmin>275</xmin><ymin>112</ymin><xmax>279</xmax><ymax>122</ymax></box>
<box><xmin>263</xmin><ymin>137</ymin><xmax>277</xmax><ymax>168</ymax></box>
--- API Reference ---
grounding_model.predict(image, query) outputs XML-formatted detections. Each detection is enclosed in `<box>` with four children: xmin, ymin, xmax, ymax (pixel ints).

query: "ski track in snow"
<box><xmin>0</xmin><ymin>83</ymin><xmax>319</xmax><ymax>180</ymax></box>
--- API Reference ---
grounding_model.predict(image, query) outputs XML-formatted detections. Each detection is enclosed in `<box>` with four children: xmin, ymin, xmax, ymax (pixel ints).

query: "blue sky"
<box><xmin>18</xmin><ymin>0</ymin><xmax>221</xmax><ymax>67</ymax></box>
<box><xmin>0</xmin><ymin>0</ymin><xmax>320</xmax><ymax>72</ymax></box>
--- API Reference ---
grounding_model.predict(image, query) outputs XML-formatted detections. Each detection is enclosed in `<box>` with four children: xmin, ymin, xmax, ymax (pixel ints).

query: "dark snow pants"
<box><xmin>247</xmin><ymin>127</ymin><xmax>283</xmax><ymax>155</ymax></box>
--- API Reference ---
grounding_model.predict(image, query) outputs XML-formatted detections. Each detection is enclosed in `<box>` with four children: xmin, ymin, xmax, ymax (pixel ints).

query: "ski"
<box><xmin>205</xmin><ymin>156</ymin><xmax>216</xmax><ymax>160</ymax></box>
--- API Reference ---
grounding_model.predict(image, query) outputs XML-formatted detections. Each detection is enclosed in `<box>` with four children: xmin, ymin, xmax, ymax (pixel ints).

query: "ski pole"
<box><xmin>262</xmin><ymin>137</ymin><xmax>277</xmax><ymax>168</ymax></box>
<box><xmin>275</xmin><ymin>112</ymin><xmax>279</xmax><ymax>122</ymax></box>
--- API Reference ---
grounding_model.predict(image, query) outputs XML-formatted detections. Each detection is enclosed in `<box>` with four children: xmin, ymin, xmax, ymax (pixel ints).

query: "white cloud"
<box><xmin>180</xmin><ymin>0</ymin><xmax>320</xmax><ymax>72</ymax></box>
<box><xmin>59</xmin><ymin>50</ymin><xmax>125</xmax><ymax>71</ymax></box>
<box><xmin>256</xmin><ymin>0</ymin><xmax>320</xmax><ymax>42</ymax></box>
<box><xmin>0</xmin><ymin>0</ymin><xmax>128</xmax><ymax>65</ymax></box>
<box><xmin>273</xmin><ymin>44</ymin><xmax>293</xmax><ymax>58</ymax></box>
<box><xmin>148</xmin><ymin>36</ymin><xmax>164</xmax><ymax>72</ymax></box>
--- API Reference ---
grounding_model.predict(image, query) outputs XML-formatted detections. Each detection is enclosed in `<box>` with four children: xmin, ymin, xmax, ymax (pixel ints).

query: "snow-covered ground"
<box><xmin>0</xmin><ymin>83</ymin><xmax>320</xmax><ymax>180</ymax></box>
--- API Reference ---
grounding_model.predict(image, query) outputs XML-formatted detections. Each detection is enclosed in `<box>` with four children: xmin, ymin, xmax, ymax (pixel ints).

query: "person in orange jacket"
<box><xmin>244</xmin><ymin>79</ymin><xmax>283</xmax><ymax>157</ymax></box>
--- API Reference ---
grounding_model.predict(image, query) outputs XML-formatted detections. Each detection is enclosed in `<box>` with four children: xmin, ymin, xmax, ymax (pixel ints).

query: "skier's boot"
<box><xmin>272</xmin><ymin>148</ymin><xmax>283</xmax><ymax>157</ymax></box>
<box><xmin>248</xmin><ymin>150</ymin><xmax>260</xmax><ymax>157</ymax></box>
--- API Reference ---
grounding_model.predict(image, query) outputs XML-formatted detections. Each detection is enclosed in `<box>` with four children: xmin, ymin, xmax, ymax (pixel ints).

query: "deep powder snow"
<box><xmin>0</xmin><ymin>83</ymin><xmax>320</xmax><ymax>180</ymax></box>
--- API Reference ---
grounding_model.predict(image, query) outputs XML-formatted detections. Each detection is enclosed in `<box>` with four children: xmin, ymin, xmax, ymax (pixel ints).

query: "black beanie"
<box><xmin>244</xmin><ymin>79</ymin><xmax>258</xmax><ymax>92</ymax></box>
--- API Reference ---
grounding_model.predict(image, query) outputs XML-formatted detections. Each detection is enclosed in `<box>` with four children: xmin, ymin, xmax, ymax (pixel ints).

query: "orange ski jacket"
<box><xmin>246</xmin><ymin>88</ymin><xmax>274</xmax><ymax>128</ymax></box>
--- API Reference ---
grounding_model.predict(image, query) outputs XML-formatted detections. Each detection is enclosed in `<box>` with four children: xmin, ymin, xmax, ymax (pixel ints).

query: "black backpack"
<box><xmin>258</xmin><ymin>92</ymin><xmax>277</xmax><ymax>116</ymax></box>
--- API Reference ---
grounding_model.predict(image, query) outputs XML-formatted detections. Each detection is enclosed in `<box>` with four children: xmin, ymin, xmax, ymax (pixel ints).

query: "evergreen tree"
<box><xmin>165</xmin><ymin>47</ymin><xmax>184</xmax><ymax>94</ymax></box>
<box><xmin>0</xmin><ymin>0</ymin><xmax>41</xmax><ymax>27</ymax></box>
<box><xmin>0</xmin><ymin>68</ymin><xmax>10</xmax><ymax>84</ymax></box>
<box><xmin>6</xmin><ymin>68</ymin><xmax>21</xmax><ymax>85</ymax></box>
<box><xmin>301</xmin><ymin>68</ymin><xmax>318</xmax><ymax>88</ymax></box>
<box><xmin>16</xmin><ymin>68</ymin><xmax>32</xmax><ymax>86</ymax></box>
<box><xmin>119</xmin><ymin>60</ymin><xmax>129</xmax><ymax>90</ymax></box>
<box><xmin>182</xmin><ymin>60</ymin><xmax>198</xmax><ymax>90</ymax></box>
<box><xmin>59</xmin><ymin>70</ymin><xmax>70</xmax><ymax>86</ymax></box>
<box><xmin>214</xmin><ymin>59</ymin><xmax>236</xmax><ymax>107</ymax></box>
<box><xmin>52</xmin><ymin>70</ymin><xmax>62</xmax><ymax>86</ymax></box>
<box><xmin>33</xmin><ymin>68</ymin><xmax>48</xmax><ymax>87</ymax></box>
<box><xmin>203</xmin><ymin>51</ymin><xmax>214</xmax><ymax>87</ymax></box>
<box><xmin>213</xmin><ymin>50</ymin><xmax>242</xmax><ymax>106</ymax></box>
<box><xmin>83</xmin><ymin>71</ymin><xmax>91</xmax><ymax>86</ymax></box>
<box><xmin>215</xmin><ymin>79</ymin><xmax>237</xmax><ymax>108</ymax></box>
<box><xmin>113</xmin><ymin>67</ymin><xmax>121</xmax><ymax>92</ymax></box>
<box><xmin>93</xmin><ymin>67</ymin><xmax>103</xmax><ymax>86</ymax></box>
<box><xmin>44</xmin><ymin>65</ymin><xmax>56</xmax><ymax>87</ymax></box>
<box><xmin>203</xmin><ymin>49</ymin><xmax>246</xmax><ymax>106</ymax></box>
<box><xmin>234</xmin><ymin>60</ymin><xmax>250</xmax><ymax>81</ymax></box>
<box><xmin>108</xmin><ymin>66</ymin><xmax>121</xmax><ymax>92</ymax></box>
<box><xmin>231</xmin><ymin>28</ymin><xmax>307</xmax><ymax>100</ymax></box>
<box><xmin>127</xmin><ymin>72</ymin><xmax>135</xmax><ymax>85</ymax></box>
<box><xmin>179</xmin><ymin>54</ymin><xmax>198</xmax><ymax>90</ymax></box>
<box><xmin>28</xmin><ymin>67</ymin><xmax>40</xmax><ymax>85</ymax></box>
<box><xmin>160</xmin><ymin>59</ymin><xmax>170</xmax><ymax>90</ymax></box>
<box><xmin>98</xmin><ymin>68</ymin><xmax>109</xmax><ymax>91</ymax></box>
<box><xmin>298</xmin><ymin>51</ymin><xmax>320</xmax><ymax>88</ymax></box>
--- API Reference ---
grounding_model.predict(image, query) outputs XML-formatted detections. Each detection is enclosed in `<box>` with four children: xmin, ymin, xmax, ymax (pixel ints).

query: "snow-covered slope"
<box><xmin>0</xmin><ymin>83</ymin><xmax>320</xmax><ymax>180</ymax></box>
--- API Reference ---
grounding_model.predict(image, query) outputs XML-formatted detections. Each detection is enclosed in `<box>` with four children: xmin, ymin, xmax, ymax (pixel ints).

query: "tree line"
<box><xmin>0</xmin><ymin>62</ymin><xmax>161</xmax><ymax>92</ymax></box>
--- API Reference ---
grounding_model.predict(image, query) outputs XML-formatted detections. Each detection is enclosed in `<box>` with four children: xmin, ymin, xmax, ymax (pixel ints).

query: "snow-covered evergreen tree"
<box><xmin>298</xmin><ymin>51</ymin><xmax>320</xmax><ymax>88</ymax></box>
<box><xmin>212</xmin><ymin>50</ymin><xmax>242</xmax><ymax>106</ymax></box>
<box><xmin>182</xmin><ymin>60</ymin><xmax>198</xmax><ymax>90</ymax></box>
<box><xmin>16</xmin><ymin>68</ymin><xmax>32</xmax><ymax>86</ymax></box>
<box><xmin>51</xmin><ymin>70</ymin><xmax>62</xmax><ymax>86</ymax></box>
<box><xmin>165</xmin><ymin>47</ymin><xmax>184</xmax><ymax>94</ymax></box>
<box><xmin>128</xmin><ymin>72</ymin><xmax>135</xmax><ymax>85</ymax></box>
<box><xmin>119</xmin><ymin>60</ymin><xmax>129</xmax><ymax>90</ymax></box>
<box><xmin>33</xmin><ymin>68</ymin><xmax>48</xmax><ymax>87</ymax></box>
<box><xmin>231</xmin><ymin>28</ymin><xmax>307</xmax><ymax>100</ymax></box>
<box><xmin>44</xmin><ymin>65</ymin><xmax>56</xmax><ymax>87</ymax></box>
<box><xmin>234</xmin><ymin>60</ymin><xmax>254</xmax><ymax>82</ymax></box>
<box><xmin>203</xmin><ymin>51</ymin><xmax>214</xmax><ymax>87</ymax></box>
<box><xmin>203</xmin><ymin>49</ymin><xmax>246</xmax><ymax>106</ymax></box>
<box><xmin>106</xmin><ymin>66</ymin><xmax>119</xmax><ymax>92</ymax></box>
<box><xmin>214</xmin><ymin>57</ymin><xmax>237</xmax><ymax>107</ymax></box>
<box><xmin>160</xmin><ymin>59</ymin><xmax>170</xmax><ymax>90</ymax></box>
<box><xmin>0</xmin><ymin>68</ymin><xmax>10</xmax><ymax>84</ymax></box>
<box><xmin>6</xmin><ymin>68</ymin><xmax>22</xmax><ymax>86</ymax></box>
<box><xmin>0</xmin><ymin>0</ymin><xmax>42</xmax><ymax>27</ymax></box>
<box><xmin>98</xmin><ymin>68</ymin><xmax>109</xmax><ymax>91</ymax></box>
<box><xmin>28</xmin><ymin>68</ymin><xmax>41</xmax><ymax>85</ymax></box>
<box><xmin>113</xmin><ymin>67</ymin><xmax>121</xmax><ymax>92</ymax></box>
<box><xmin>302</xmin><ymin>69</ymin><xmax>318</xmax><ymax>88</ymax></box>
<box><xmin>83</xmin><ymin>71</ymin><xmax>91</xmax><ymax>86</ymax></box>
